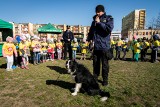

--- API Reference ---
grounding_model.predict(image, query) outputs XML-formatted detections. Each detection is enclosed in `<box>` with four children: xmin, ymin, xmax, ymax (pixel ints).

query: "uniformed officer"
<box><xmin>62</xmin><ymin>25</ymin><xmax>74</xmax><ymax>60</ymax></box>
<box><xmin>87</xmin><ymin>5</ymin><xmax>114</xmax><ymax>86</ymax></box>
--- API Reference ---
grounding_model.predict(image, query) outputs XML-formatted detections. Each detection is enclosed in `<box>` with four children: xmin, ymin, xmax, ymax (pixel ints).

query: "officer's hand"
<box><xmin>95</xmin><ymin>16</ymin><xmax>100</xmax><ymax>23</ymax></box>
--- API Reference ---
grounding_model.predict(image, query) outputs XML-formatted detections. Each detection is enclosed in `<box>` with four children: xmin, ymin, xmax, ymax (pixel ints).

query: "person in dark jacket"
<box><xmin>87</xmin><ymin>5</ymin><xmax>114</xmax><ymax>86</ymax></box>
<box><xmin>63</xmin><ymin>25</ymin><xmax>74</xmax><ymax>60</ymax></box>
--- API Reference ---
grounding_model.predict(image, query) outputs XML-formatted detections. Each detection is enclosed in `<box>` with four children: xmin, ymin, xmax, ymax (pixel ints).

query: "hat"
<box><xmin>95</xmin><ymin>5</ymin><xmax>105</xmax><ymax>12</ymax></box>
<box><xmin>153</xmin><ymin>34</ymin><xmax>159</xmax><ymax>40</ymax></box>
<box><xmin>73</xmin><ymin>38</ymin><xmax>77</xmax><ymax>42</ymax></box>
<box><xmin>6</xmin><ymin>36</ymin><xmax>13</xmax><ymax>42</ymax></box>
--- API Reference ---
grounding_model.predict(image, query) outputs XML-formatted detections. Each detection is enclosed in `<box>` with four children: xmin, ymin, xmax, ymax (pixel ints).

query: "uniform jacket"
<box><xmin>87</xmin><ymin>13</ymin><xmax>114</xmax><ymax>50</ymax></box>
<box><xmin>63</xmin><ymin>30</ymin><xmax>74</xmax><ymax>43</ymax></box>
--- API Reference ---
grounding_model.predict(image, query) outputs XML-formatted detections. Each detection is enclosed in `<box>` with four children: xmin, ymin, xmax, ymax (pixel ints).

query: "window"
<box><xmin>146</xmin><ymin>32</ymin><xmax>148</xmax><ymax>35</ymax></box>
<box><xmin>150</xmin><ymin>32</ymin><xmax>152</xmax><ymax>35</ymax></box>
<box><xmin>143</xmin><ymin>32</ymin><xmax>145</xmax><ymax>35</ymax></box>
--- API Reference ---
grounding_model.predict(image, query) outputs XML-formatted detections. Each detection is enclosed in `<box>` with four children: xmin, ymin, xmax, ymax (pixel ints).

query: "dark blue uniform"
<box><xmin>87</xmin><ymin>13</ymin><xmax>114</xmax><ymax>86</ymax></box>
<box><xmin>63</xmin><ymin>30</ymin><xmax>74</xmax><ymax>60</ymax></box>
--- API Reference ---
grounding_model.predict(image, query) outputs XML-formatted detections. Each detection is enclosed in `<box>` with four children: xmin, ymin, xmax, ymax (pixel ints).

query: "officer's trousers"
<box><xmin>93</xmin><ymin>50</ymin><xmax>109</xmax><ymax>82</ymax></box>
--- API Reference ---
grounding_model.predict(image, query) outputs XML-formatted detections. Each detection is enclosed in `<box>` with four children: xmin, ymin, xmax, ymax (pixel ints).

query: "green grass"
<box><xmin>0</xmin><ymin>52</ymin><xmax>160</xmax><ymax>107</ymax></box>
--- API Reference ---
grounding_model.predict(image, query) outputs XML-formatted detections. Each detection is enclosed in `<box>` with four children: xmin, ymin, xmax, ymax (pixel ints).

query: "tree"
<box><xmin>148</xmin><ymin>12</ymin><xmax>160</xmax><ymax>34</ymax></box>
<box><xmin>155</xmin><ymin>12</ymin><xmax>160</xmax><ymax>29</ymax></box>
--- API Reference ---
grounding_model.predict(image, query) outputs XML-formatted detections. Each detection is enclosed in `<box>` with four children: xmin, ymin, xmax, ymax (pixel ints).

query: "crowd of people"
<box><xmin>2</xmin><ymin>33</ymin><xmax>90</xmax><ymax>71</ymax></box>
<box><xmin>111</xmin><ymin>34</ymin><xmax>160</xmax><ymax>63</ymax></box>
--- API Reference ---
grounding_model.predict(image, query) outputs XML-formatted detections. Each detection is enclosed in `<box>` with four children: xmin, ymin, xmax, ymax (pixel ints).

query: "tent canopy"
<box><xmin>38</xmin><ymin>23</ymin><xmax>62</xmax><ymax>33</ymax></box>
<box><xmin>0</xmin><ymin>19</ymin><xmax>13</xmax><ymax>29</ymax></box>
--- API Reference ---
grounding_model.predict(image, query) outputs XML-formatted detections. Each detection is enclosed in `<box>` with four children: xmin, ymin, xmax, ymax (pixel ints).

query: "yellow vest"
<box><xmin>71</xmin><ymin>42</ymin><xmax>79</xmax><ymax>51</ymax></box>
<box><xmin>41</xmin><ymin>42</ymin><xmax>48</xmax><ymax>51</ymax></box>
<box><xmin>19</xmin><ymin>42</ymin><xmax>30</xmax><ymax>55</ymax></box>
<box><xmin>56</xmin><ymin>42</ymin><xmax>63</xmax><ymax>49</ymax></box>
<box><xmin>134</xmin><ymin>42</ymin><xmax>140</xmax><ymax>53</ymax></box>
<box><xmin>154</xmin><ymin>40</ymin><xmax>159</xmax><ymax>47</ymax></box>
<box><xmin>81</xmin><ymin>43</ymin><xmax>88</xmax><ymax>54</ymax></box>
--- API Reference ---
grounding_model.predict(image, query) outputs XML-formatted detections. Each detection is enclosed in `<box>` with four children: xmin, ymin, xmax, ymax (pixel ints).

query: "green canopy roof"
<box><xmin>0</xmin><ymin>19</ymin><xmax>13</xmax><ymax>29</ymax></box>
<box><xmin>38</xmin><ymin>23</ymin><xmax>62</xmax><ymax>33</ymax></box>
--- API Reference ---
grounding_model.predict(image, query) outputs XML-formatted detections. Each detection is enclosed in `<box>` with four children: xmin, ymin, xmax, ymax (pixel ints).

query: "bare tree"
<box><xmin>155</xmin><ymin>12</ymin><xmax>160</xmax><ymax>29</ymax></box>
<box><xmin>148</xmin><ymin>12</ymin><xmax>160</xmax><ymax>34</ymax></box>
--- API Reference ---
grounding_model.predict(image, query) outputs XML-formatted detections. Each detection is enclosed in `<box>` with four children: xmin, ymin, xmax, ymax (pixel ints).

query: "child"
<box><xmin>141</xmin><ymin>37</ymin><xmax>149</xmax><ymax>61</ymax></box>
<box><xmin>12</xmin><ymin>39</ymin><xmax>19</xmax><ymax>69</ymax></box>
<box><xmin>151</xmin><ymin>34</ymin><xmax>159</xmax><ymax>63</ymax></box>
<box><xmin>114</xmin><ymin>38</ymin><xmax>123</xmax><ymax>60</ymax></box>
<box><xmin>71</xmin><ymin>38</ymin><xmax>79</xmax><ymax>60</ymax></box>
<box><xmin>2</xmin><ymin>36</ymin><xmax>17</xmax><ymax>71</ymax></box>
<box><xmin>80</xmin><ymin>39</ymin><xmax>88</xmax><ymax>60</ymax></box>
<box><xmin>19</xmin><ymin>36</ymin><xmax>30</xmax><ymax>69</ymax></box>
<box><xmin>110</xmin><ymin>39</ymin><xmax>115</xmax><ymax>58</ymax></box>
<box><xmin>56</xmin><ymin>39</ymin><xmax>63</xmax><ymax>60</ymax></box>
<box><xmin>130</xmin><ymin>35</ymin><xmax>137</xmax><ymax>60</ymax></box>
<box><xmin>121</xmin><ymin>41</ymin><xmax>128</xmax><ymax>60</ymax></box>
<box><xmin>47</xmin><ymin>40</ymin><xmax>55</xmax><ymax>61</ymax></box>
<box><xmin>41</xmin><ymin>38</ymin><xmax>48</xmax><ymax>62</ymax></box>
<box><xmin>31</xmin><ymin>35</ymin><xmax>41</xmax><ymax>65</ymax></box>
<box><xmin>134</xmin><ymin>38</ymin><xmax>142</xmax><ymax>62</ymax></box>
<box><xmin>26</xmin><ymin>37</ymin><xmax>32</xmax><ymax>63</ymax></box>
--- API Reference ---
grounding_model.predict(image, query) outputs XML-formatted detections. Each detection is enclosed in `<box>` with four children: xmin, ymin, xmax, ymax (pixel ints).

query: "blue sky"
<box><xmin>0</xmin><ymin>0</ymin><xmax>160</xmax><ymax>31</ymax></box>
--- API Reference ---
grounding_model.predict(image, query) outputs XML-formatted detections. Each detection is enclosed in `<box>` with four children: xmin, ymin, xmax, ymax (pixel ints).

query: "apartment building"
<box><xmin>122</xmin><ymin>9</ymin><xmax>146</xmax><ymax>40</ymax></box>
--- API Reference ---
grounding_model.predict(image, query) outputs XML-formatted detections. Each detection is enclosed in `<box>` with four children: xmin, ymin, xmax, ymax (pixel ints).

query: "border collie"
<box><xmin>66</xmin><ymin>60</ymin><xmax>110</xmax><ymax>102</ymax></box>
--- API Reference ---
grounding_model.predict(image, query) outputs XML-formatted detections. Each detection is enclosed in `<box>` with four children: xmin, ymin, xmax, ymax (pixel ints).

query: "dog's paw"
<box><xmin>100</xmin><ymin>97</ymin><xmax>108</xmax><ymax>102</ymax></box>
<box><xmin>67</xmin><ymin>69</ymin><xmax>71</xmax><ymax>73</ymax></box>
<box><xmin>71</xmin><ymin>92</ymin><xmax>77</xmax><ymax>96</ymax></box>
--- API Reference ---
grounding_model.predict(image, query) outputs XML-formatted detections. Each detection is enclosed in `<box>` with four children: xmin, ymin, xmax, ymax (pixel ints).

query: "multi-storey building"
<box><xmin>122</xmin><ymin>9</ymin><xmax>146</xmax><ymax>40</ymax></box>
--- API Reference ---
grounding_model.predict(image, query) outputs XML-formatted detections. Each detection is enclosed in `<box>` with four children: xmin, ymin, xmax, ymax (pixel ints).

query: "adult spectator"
<box><xmin>62</xmin><ymin>25</ymin><xmax>74</xmax><ymax>60</ymax></box>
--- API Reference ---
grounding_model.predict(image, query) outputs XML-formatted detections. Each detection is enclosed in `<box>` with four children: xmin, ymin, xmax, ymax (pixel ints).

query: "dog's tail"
<box><xmin>99</xmin><ymin>90</ymin><xmax>110</xmax><ymax>102</ymax></box>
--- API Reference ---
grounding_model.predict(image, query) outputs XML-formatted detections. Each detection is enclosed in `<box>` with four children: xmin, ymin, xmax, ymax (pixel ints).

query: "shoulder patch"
<box><xmin>102</xmin><ymin>18</ymin><xmax>107</xmax><ymax>22</ymax></box>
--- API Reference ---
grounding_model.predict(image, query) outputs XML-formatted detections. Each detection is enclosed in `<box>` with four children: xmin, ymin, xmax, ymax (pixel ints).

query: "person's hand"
<box><xmin>95</xmin><ymin>16</ymin><xmax>100</xmax><ymax>23</ymax></box>
<box><xmin>68</xmin><ymin>39</ymin><xmax>70</xmax><ymax>41</ymax></box>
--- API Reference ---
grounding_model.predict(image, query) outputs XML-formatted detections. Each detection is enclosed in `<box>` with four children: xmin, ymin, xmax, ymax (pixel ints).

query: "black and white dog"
<box><xmin>66</xmin><ymin>60</ymin><xmax>110</xmax><ymax>102</ymax></box>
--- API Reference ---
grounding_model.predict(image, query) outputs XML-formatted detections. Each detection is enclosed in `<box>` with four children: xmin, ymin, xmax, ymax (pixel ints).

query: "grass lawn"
<box><xmin>0</xmin><ymin>51</ymin><xmax>160</xmax><ymax>107</ymax></box>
